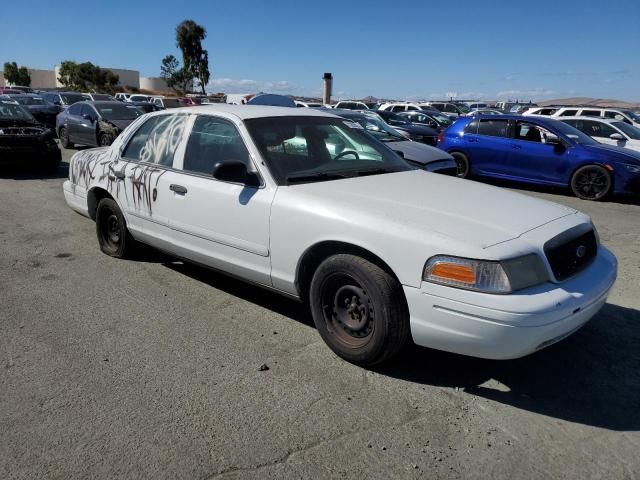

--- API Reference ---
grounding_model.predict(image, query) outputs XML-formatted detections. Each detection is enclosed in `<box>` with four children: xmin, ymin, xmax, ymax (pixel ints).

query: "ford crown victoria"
<box><xmin>63</xmin><ymin>106</ymin><xmax>617</xmax><ymax>365</ymax></box>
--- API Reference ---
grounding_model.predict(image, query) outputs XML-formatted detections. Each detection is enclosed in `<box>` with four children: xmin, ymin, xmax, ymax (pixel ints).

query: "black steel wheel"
<box><xmin>450</xmin><ymin>151</ymin><xmax>470</xmax><ymax>178</ymax></box>
<box><xmin>570</xmin><ymin>165</ymin><xmax>612</xmax><ymax>201</ymax></box>
<box><xmin>59</xmin><ymin>127</ymin><xmax>73</xmax><ymax>149</ymax></box>
<box><xmin>309</xmin><ymin>254</ymin><xmax>410</xmax><ymax>366</ymax></box>
<box><xmin>95</xmin><ymin>198</ymin><xmax>134</xmax><ymax>258</ymax></box>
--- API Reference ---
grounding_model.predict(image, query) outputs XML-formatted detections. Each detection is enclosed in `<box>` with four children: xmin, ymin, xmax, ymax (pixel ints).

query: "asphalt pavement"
<box><xmin>1</xmin><ymin>147</ymin><xmax>639</xmax><ymax>479</ymax></box>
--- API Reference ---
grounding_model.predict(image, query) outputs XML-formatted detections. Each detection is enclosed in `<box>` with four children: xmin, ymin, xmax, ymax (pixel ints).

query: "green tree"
<box><xmin>57</xmin><ymin>60</ymin><xmax>119</xmax><ymax>92</ymax></box>
<box><xmin>175</xmin><ymin>19</ymin><xmax>210</xmax><ymax>94</ymax></box>
<box><xmin>3</xmin><ymin>61</ymin><xmax>31</xmax><ymax>86</ymax></box>
<box><xmin>160</xmin><ymin>54</ymin><xmax>191</xmax><ymax>94</ymax></box>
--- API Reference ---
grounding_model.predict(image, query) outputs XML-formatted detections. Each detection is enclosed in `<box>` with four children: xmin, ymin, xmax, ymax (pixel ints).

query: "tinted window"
<box><xmin>96</xmin><ymin>103</ymin><xmax>141</xmax><ymax>120</ymax></box>
<box><xmin>68</xmin><ymin>103</ymin><xmax>83</xmax><ymax>115</ymax></box>
<box><xmin>577</xmin><ymin>120</ymin><xmax>616</xmax><ymax>138</ymax></box>
<box><xmin>604</xmin><ymin>110</ymin><xmax>627</xmax><ymax>121</ymax></box>
<box><xmin>515</xmin><ymin>122</ymin><xmax>543</xmax><ymax>142</ymax></box>
<box><xmin>612</xmin><ymin>122</ymin><xmax>640</xmax><ymax>140</ymax></box>
<box><xmin>182</xmin><ymin>116</ymin><xmax>250</xmax><ymax>176</ymax></box>
<box><xmin>477</xmin><ymin>119</ymin><xmax>509</xmax><ymax>137</ymax></box>
<box><xmin>80</xmin><ymin>104</ymin><xmax>96</xmax><ymax>120</ymax></box>
<box><xmin>582</xmin><ymin>110</ymin><xmax>601</xmax><ymax>117</ymax></box>
<box><xmin>391</xmin><ymin>105</ymin><xmax>405</xmax><ymax>112</ymax></box>
<box><xmin>122</xmin><ymin>114</ymin><xmax>188</xmax><ymax>166</ymax></box>
<box><xmin>464</xmin><ymin>119</ymin><xmax>479</xmax><ymax>134</ymax></box>
<box><xmin>559</xmin><ymin>109</ymin><xmax>578</xmax><ymax>116</ymax></box>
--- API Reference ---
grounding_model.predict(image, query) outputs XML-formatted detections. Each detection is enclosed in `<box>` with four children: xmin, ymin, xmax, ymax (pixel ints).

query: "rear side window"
<box><xmin>464</xmin><ymin>119</ymin><xmax>479</xmax><ymax>134</ymax></box>
<box><xmin>182</xmin><ymin>116</ymin><xmax>250</xmax><ymax>176</ymax></box>
<box><xmin>578</xmin><ymin>120</ymin><xmax>616</xmax><ymax>138</ymax></box>
<box><xmin>122</xmin><ymin>114</ymin><xmax>188</xmax><ymax>166</ymax></box>
<box><xmin>391</xmin><ymin>105</ymin><xmax>405</xmax><ymax>112</ymax></box>
<box><xmin>559</xmin><ymin>109</ymin><xmax>578</xmax><ymax>116</ymax></box>
<box><xmin>582</xmin><ymin>110</ymin><xmax>601</xmax><ymax>117</ymax></box>
<box><xmin>68</xmin><ymin>103</ymin><xmax>83</xmax><ymax>115</ymax></box>
<box><xmin>604</xmin><ymin>111</ymin><xmax>626</xmax><ymax>121</ymax></box>
<box><xmin>477</xmin><ymin>119</ymin><xmax>509</xmax><ymax>137</ymax></box>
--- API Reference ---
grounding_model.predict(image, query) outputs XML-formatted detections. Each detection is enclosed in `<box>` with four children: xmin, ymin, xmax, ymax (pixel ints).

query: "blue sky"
<box><xmin>1</xmin><ymin>0</ymin><xmax>639</xmax><ymax>101</ymax></box>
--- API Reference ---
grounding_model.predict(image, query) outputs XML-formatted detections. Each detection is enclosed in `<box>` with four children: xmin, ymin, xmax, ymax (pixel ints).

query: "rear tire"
<box><xmin>570</xmin><ymin>165</ymin><xmax>612</xmax><ymax>201</ymax></box>
<box><xmin>96</xmin><ymin>198</ymin><xmax>135</xmax><ymax>258</ymax></box>
<box><xmin>450</xmin><ymin>151</ymin><xmax>470</xmax><ymax>178</ymax></box>
<box><xmin>59</xmin><ymin>127</ymin><xmax>73</xmax><ymax>149</ymax></box>
<box><xmin>309</xmin><ymin>254</ymin><xmax>410</xmax><ymax>366</ymax></box>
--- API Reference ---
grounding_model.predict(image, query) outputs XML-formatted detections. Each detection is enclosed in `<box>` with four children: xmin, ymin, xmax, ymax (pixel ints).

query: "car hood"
<box><xmin>288</xmin><ymin>170</ymin><xmax>577</xmax><ymax>249</ymax></box>
<box><xmin>384</xmin><ymin>139</ymin><xmax>453</xmax><ymax>164</ymax></box>
<box><xmin>583</xmin><ymin>143</ymin><xmax>640</xmax><ymax>164</ymax></box>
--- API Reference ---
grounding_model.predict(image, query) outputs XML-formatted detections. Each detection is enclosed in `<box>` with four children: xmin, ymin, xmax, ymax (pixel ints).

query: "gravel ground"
<box><xmin>1</xmin><ymin>147</ymin><xmax>639</xmax><ymax>479</ymax></box>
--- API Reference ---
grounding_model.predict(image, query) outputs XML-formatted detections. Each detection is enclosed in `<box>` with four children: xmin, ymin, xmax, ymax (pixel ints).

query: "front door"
<box><xmin>166</xmin><ymin>114</ymin><xmax>274</xmax><ymax>286</ymax></box>
<box><xmin>507</xmin><ymin>121</ymin><xmax>568</xmax><ymax>185</ymax></box>
<box><xmin>469</xmin><ymin>118</ymin><xmax>511</xmax><ymax>175</ymax></box>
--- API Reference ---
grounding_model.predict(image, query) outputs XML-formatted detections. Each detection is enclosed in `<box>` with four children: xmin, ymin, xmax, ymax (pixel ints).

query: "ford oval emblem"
<box><xmin>576</xmin><ymin>245</ymin><xmax>587</xmax><ymax>258</ymax></box>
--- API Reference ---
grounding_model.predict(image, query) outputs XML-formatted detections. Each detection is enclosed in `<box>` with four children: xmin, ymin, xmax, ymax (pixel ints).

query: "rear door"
<box><xmin>65</xmin><ymin>103</ymin><xmax>85</xmax><ymax>143</ymax></box>
<box><xmin>469</xmin><ymin>118</ymin><xmax>511</xmax><ymax>175</ymax></box>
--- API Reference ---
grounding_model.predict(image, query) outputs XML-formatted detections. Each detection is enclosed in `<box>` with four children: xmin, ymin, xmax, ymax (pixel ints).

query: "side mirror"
<box><xmin>212</xmin><ymin>160</ymin><xmax>260</xmax><ymax>186</ymax></box>
<box><xmin>610</xmin><ymin>133</ymin><xmax>625</xmax><ymax>141</ymax></box>
<box><xmin>545</xmin><ymin>133</ymin><xmax>561</xmax><ymax>145</ymax></box>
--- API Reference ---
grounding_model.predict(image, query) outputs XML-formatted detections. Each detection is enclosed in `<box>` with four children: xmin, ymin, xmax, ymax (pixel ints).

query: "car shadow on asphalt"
<box><xmin>374</xmin><ymin>303</ymin><xmax>640</xmax><ymax>431</ymax></box>
<box><xmin>156</xmin><ymin>257</ymin><xmax>640</xmax><ymax>431</ymax></box>
<box><xmin>478</xmin><ymin>177</ymin><xmax>640</xmax><ymax>207</ymax></box>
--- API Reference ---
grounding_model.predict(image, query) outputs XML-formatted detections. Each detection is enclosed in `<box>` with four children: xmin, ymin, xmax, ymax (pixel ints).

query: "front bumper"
<box><xmin>404</xmin><ymin>246</ymin><xmax>617</xmax><ymax>359</ymax></box>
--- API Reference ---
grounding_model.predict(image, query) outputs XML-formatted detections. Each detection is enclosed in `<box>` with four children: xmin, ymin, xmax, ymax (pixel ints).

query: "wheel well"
<box><xmin>87</xmin><ymin>187</ymin><xmax>113</xmax><ymax>220</ymax></box>
<box><xmin>295</xmin><ymin>241</ymin><xmax>402</xmax><ymax>302</ymax></box>
<box><xmin>568</xmin><ymin>162</ymin><xmax>614</xmax><ymax>187</ymax></box>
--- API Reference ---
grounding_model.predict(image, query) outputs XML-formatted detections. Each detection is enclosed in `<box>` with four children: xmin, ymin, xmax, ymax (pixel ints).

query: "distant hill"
<box><xmin>539</xmin><ymin>97</ymin><xmax>640</xmax><ymax>109</ymax></box>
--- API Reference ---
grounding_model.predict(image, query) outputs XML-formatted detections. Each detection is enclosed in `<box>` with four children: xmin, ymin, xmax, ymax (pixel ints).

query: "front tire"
<box><xmin>450</xmin><ymin>151</ymin><xmax>470</xmax><ymax>178</ymax></box>
<box><xmin>98</xmin><ymin>132</ymin><xmax>113</xmax><ymax>147</ymax></box>
<box><xmin>570</xmin><ymin>165</ymin><xmax>612</xmax><ymax>201</ymax></box>
<box><xmin>95</xmin><ymin>198</ymin><xmax>135</xmax><ymax>258</ymax></box>
<box><xmin>309</xmin><ymin>254</ymin><xmax>410</xmax><ymax>366</ymax></box>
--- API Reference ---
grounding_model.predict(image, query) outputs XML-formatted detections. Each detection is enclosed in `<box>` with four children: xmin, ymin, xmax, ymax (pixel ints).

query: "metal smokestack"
<box><xmin>322</xmin><ymin>73</ymin><xmax>332</xmax><ymax>105</ymax></box>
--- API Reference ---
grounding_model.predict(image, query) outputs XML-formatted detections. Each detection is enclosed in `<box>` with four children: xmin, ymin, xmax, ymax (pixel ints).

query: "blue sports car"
<box><xmin>437</xmin><ymin>114</ymin><xmax>640</xmax><ymax>200</ymax></box>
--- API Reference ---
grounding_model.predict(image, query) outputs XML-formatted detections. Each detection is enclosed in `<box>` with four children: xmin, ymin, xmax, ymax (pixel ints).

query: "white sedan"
<box><xmin>63</xmin><ymin>105</ymin><xmax>617</xmax><ymax>365</ymax></box>
<box><xmin>560</xmin><ymin>116</ymin><xmax>640</xmax><ymax>153</ymax></box>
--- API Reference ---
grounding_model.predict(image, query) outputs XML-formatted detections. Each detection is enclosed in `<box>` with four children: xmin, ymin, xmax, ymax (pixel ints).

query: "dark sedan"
<box><xmin>5</xmin><ymin>94</ymin><xmax>61</xmax><ymax>130</ymax></box>
<box><xmin>56</xmin><ymin>101</ymin><xmax>143</xmax><ymax>148</ymax></box>
<box><xmin>0</xmin><ymin>100</ymin><xmax>61</xmax><ymax>171</ymax></box>
<box><xmin>397</xmin><ymin>110</ymin><xmax>453</xmax><ymax>132</ymax></box>
<box><xmin>374</xmin><ymin>110</ymin><xmax>439</xmax><ymax>145</ymax></box>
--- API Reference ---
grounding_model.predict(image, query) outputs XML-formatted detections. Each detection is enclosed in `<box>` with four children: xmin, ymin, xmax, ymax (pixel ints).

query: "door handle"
<box><xmin>170</xmin><ymin>184</ymin><xmax>188</xmax><ymax>195</ymax></box>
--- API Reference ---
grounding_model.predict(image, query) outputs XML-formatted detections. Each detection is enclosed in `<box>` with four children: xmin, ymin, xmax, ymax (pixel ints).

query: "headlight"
<box><xmin>622</xmin><ymin>163</ymin><xmax>640</xmax><ymax>174</ymax></box>
<box><xmin>423</xmin><ymin>254</ymin><xmax>549</xmax><ymax>294</ymax></box>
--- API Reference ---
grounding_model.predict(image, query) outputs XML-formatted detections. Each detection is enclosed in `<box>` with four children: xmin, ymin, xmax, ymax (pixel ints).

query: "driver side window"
<box><xmin>182</xmin><ymin>116</ymin><xmax>250</xmax><ymax>176</ymax></box>
<box><xmin>122</xmin><ymin>114</ymin><xmax>188</xmax><ymax>166</ymax></box>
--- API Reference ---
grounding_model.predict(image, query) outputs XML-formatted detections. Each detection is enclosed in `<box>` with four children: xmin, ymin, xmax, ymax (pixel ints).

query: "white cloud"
<box><xmin>495</xmin><ymin>87</ymin><xmax>557</xmax><ymax>100</ymax></box>
<box><xmin>207</xmin><ymin>77</ymin><xmax>298</xmax><ymax>94</ymax></box>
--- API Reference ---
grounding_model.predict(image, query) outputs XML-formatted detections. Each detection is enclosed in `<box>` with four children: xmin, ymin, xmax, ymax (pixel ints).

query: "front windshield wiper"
<box><xmin>355</xmin><ymin>167</ymin><xmax>399</xmax><ymax>177</ymax></box>
<box><xmin>286</xmin><ymin>171</ymin><xmax>350</xmax><ymax>183</ymax></box>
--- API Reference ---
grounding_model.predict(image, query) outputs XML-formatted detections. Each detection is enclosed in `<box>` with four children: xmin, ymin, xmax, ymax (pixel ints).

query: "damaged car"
<box><xmin>56</xmin><ymin>101</ymin><xmax>142</xmax><ymax>148</ymax></box>
<box><xmin>63</xmin><ymin>106</ymin><xmax>616</xmax><ymax>366</ymax></box>
<box><xmin>4</xmin><ymin>94</ymin><xmax>62</xmax><ymax>130</ymax></box>
<box><xmin>0</xmin><ymin>100</ymin><xmax>61</xmax><ymax>171</ymax></box>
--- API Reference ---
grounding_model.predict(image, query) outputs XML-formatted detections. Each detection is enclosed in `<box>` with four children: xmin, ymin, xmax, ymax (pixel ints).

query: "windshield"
<box><xmin>0</xmin><ymin>101</ymin><xmax>37</xmax><ymax>122</ymax></box>
<box><xmin>553</xmin><ymin>120</ymin><xmax>598</xmax><ymax>145</ymax></box>
<box><xmin>96</xmin><ymin>103</ymin><xmax>142</xmax><ymax>120</ymax></box>
<box><xmin>429</xmin><ymin>112</ymin><xmax>452</xmax><ymax>125</ymax></box>
<box><xmin>61</xmin><ymin>93</ymin><xmax>89</xmax><ymax>105</ymax></box>
<box><xmin>14</xmin><ymin>96</ymin><xmax>48</xmax><ymax>106</ymax></box>
<box><xmin>621</xmin><ymin>110</ymin><xmax>640</xmax><ymax>123</ymax></box>
<box><xmin>245</xmin><ymin>116</ymin><xmax>412</xmax><ymax>185</ymax></box>
<box><xmin>92</xmin><ymin>94</ymin><xmax>113</xmax><ymax>101</ymax></box>
<box><xmin>612</xmin><ymin>121</ymin><xmax>640</xmax><ymax>140</ymax></box>
<box><xmin>456</xmin><ymin>104</ymin><xmax>470</xmax><ymax>113</ymax></box>
<box><xmin>350</xmin><ymin>113</ymin><xmax>405</xmax><ymax>142</ymax></box>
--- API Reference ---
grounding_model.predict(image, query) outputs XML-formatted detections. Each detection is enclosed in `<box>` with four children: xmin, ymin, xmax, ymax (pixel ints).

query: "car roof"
<box><xmin>557</xmin><ymin>116</ymin><xmax>621</xmax><ymax>124</ymax></box>
<box><xmin>145</xmin><ymin>104</ymin><xmax>342</xmax><ymax>121</ymax></box>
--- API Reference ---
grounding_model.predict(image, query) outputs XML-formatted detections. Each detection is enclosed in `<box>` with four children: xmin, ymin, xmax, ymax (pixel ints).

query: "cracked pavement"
<box><xmin>1</xmin><ymin>148</ymin><xmax>639</xmax><ymax>479</ymax></box>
